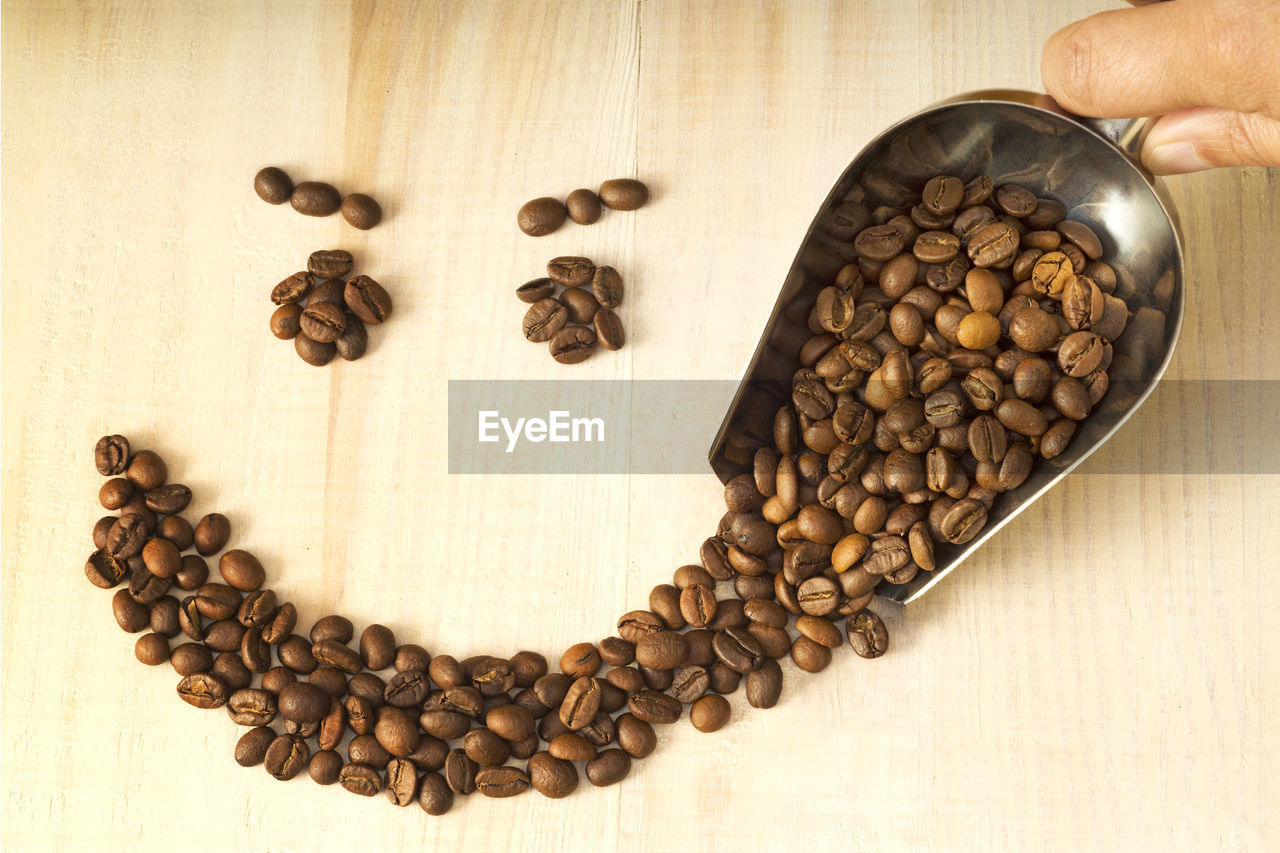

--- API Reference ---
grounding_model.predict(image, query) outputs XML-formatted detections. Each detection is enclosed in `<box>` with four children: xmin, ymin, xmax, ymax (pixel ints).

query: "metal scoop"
<box><xmin>708</xmin><ymin>89</ymin><xmax>1185</xmax><ymax>604</ymax></box>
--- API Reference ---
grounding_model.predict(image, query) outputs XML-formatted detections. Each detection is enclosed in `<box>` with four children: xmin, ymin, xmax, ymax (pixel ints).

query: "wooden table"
<box><xmin>3</xmin><ymin>1</ymin><xmax>1277</xmax><ymax>849</ymax></box>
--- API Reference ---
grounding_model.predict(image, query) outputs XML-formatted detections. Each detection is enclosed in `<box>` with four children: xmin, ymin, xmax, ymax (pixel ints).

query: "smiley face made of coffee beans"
<box><xmin>85</xmin><ymin>166</ymin><xmax>1136</xmax><ymax>812</ymax></box>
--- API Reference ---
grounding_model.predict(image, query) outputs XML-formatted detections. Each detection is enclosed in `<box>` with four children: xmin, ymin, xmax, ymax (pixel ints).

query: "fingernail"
<box><xmin>1146</xmin><ymin>141</ymin><xmax>1213</xmax><ymax>175</ymax></box>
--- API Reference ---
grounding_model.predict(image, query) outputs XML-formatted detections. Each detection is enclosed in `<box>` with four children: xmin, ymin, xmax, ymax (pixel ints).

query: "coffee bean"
<box><xmin>584</xmin><ymin>268</ymin><xmax>626</xmax><ymax>314</ymax></box>
<box><xmin>313</xmin><ymin>639</ymin><xmax>363</xmax><ymax>674</ymax></box>
<box><xmin>226</xmin><ymin>688</ymin><xmax>277</xmax><ymax>726</ymax></box>
<box><xmin>133</xmin><ymin>630</ymin><xmax>167</xmax><ymax>666</ymax></box>
<box><xmin>527</xmin><ymin>752</ymin><xmax>579</xmax><ymax>798</ymax></box>
<box><xmin>104</xmin><ymin>514</ymin><xmax>147</xmax><ymax>561</ymax></box>
<box><xmin>855</xmin><ymin>224</ymin><xmax>905</xmax><ymax>262</ymax></box>
<box><xmin>475</xmin><ymin>765</ymin><xmax>531</xmax><ymax>798</ymax></box>
<box><xmin>690</xmin><ymin>694</ymin><xmax>731</xmax><ymax>733</ymax></box>
<box><xmin>469</xmin><ymin>657</ymin><xmax>515</xmax><ymax>696</ymax></box>
<box><xmin>585</xmin><ymin>749</ymin><xmax>631</xmax><ymax>786</ymax></box>
<box><xmin>176</xmin><ymin>672</ymin><xmax>228</xmax><ymax>709</ymax></box>
<box><xmin>557</xmin><ymin>642</ymin><xmax>600</xmax><ymax>679</ymax></box>
<box><xmin>334</xmin><ymin>762</ymin><xmax>382</xmax><ymax>797</ymax></box>
<box><xmin>341</xmin><ymin>194</ymin><xmax>382</xmax><ymax>230</ymax></box>
<box><xmin>392</xmin><ymin>643</ymin><xmax>431</xmax><ymax>674</ymax></box>
<box><xmin>559</xmin><ymin>286</ymin><xmax>600</xmax><ymax>324</ymax></box>
<box><xmin>307</xmin><ymin>250</ymin><xmax>354</xmax><ymax>280</ymax></box>
<box><xmin>309</xmin><ymin>750</ymin><xmax>343</xmax><ymax>785</ymax></box>
<box><xmin>307</xmin><ymin>614</ymin><xmax>351</xmax><ymax>644</ymax></box>
<box><xmin>744</xmin><ymin>658</ymin><xmax>783</xmax><ymax>709</ymax></box>
<box><xmin>968</xmin><ymin>221</ymin><xmax>1019</xmax><ymax>268</ymax></box>
<box><xmin>522</xmin><ymin>297</ymin><xmax>568</xmax><ymax>342</ymax></box>
<box><xmin>254</xmin><ymin>167</ymin><xmax>292</xmax><ymax>204</ymax></box>
<box><xmin>671</xmin><ymin>665</ymin><xmax>710</xmax><ymax>703</ymax></box>
<box><xmin>372</xmin><ymin>706</ymin><xmax>420</xmax><ymax>758</ymax></box>
<box><xmin>418</xmin><ymin>772</ymin><xmax>454</xmax><ymax>814</ymax></box>
<box><xmin>566</xmin><ymin>188</ymin><xmax>602</xmax><ymax>224</ymax></box>
<box><xmin>796</xmin><ymin>576</ymin><xmax>840</xmax><ymax>615</ymax></box>
<box><xmin>610</xmin><ymin>713</ymin><xmax>653</xmax><ymax>759</ymax></box>
<box><xmin>598</xmin><ymin>179</ymin><xmax>648</xmax><ymax>211</ymax></box>
<box><xmin>547</xmin><ymin>256</ymin><xmax>596</xmax><ymax>287</ymax></box>
<box><xmin>516</xmin><ymin>277</ymin><xmax>555</xmax><ymax>303</ymax></box>
<box><xmin>299</xmin><ymin>301</ymin><xmax>347</xmax><ymax>344</ymax></box>
<box><xmin>635</xmin><ymin>631</ymin><xmax>689</xmax><ymax>670</ymax></box>
<box><xmin>713</xmin><ymin>626</ymin><xmax>763</xmax><ymax>673</ymax></box>
<box><xmin>487</xmin><ymin>704</ymin><xmax>535</xmax><ymax>742</ymax></box>
<box><xmin>278</xmin><ymin>681</ymin><xmax>330</xmax><ymax>723</ymax></box>
<box><xmin>1058</xmin><ymin>330</ymin><xmax>1104</xmax><ymax>377</ymax></box>
<box><xmin>464</xmin><ymin>728</ymin><xmax>510</xmax><ymax>767</ymax></box>
<box><xmin>290</xmin><ymin>181</ymin><xmax>340</xmax><ymax>216</ymax></box>
<box><xmin>559</xmin><ymin>677</ymin><xmax>602</xmax><ymax>730</ymax></box>
<box><xmin>294</xmin><ymin>333</ymin><xmax>336</xmax><ymax>366</ymax></box>
<box><xmin>110</xmin><ymin>588</ymin><xmax>148</xmax><ymax>633</ymax></box>
<box><xmin>203</xmin><ymin>618</ymin><xmax>245</xmax><ymax>652</ymax></box>
<box><xmin>845</xmin><ymin>609</ymin><xmax>888</xmax><ymax>658</ymax></box>
<box><xmin>98</xmin><ymin>477</ymin><xmax>132</xmax><ymax>511</ymax></box>
<box><xmin>381</xmin><ymin>757</ymin><xmax>418</xmax><ymax>805</ymax></box>
<box><xmin>231</xmin><ymin>726</ymin><xmax>276</xmax><ymax>771</ymax></box>
<box><xmin>271</xmin><ymin>271</ymin><xmax>312</xmax><ymax>306</ymax></box>
<box><xmin>344</xmin><ymin>275</ymin><xmax>392</xmax><ymax>324</ymax></box>
<box><xmin>549</xmin><ymin>325</ymin><xmax>597</xmax><ymax>364</ymax></box>
<box><xmin>260</xmin><ymin>601</ymin><xmax>296</xmax><ymax>645</ymax></box>
<box><xmin>443</xmin><ymin>748</ymin><xmax>478</xmax><ymax>795</ymax></box>
<box><xmin>939</xmin><ymin>497</ymin><xmax>988</xmax><ymax>544</ymax></box>
<box><xmin>517</xmin><ymin>197</ymin><xmax>568</xmax><ymax>236</ymax></box>
<box><xmin>353</xmin><ymin>624</ymin><xmax>395</xmax><ymax>672</ymax></box>
<box><xmin>186</xmin><ymin>513</ymin><xmax>229</xmax><ymax>558</ymax></box>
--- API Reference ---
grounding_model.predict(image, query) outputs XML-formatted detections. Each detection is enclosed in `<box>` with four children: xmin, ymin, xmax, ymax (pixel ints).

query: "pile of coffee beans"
<box><xmin>269</xmin><ymin>250</ymin><xmax>393</xmax><ymax>366</ymax></box>
<box><xmin>519</xmin><ymin>257</ymin><xmax>626</xmax><ymax>363</ymax></box>
<box><xmin>87</xmin><ymin>433</ymin><xmax>890</xmax><ymax>813</ymax></box>
<box><xmin>517</xmin><ymin>179</ymin><xmax>649</xmax><ymax>236</ymax></box>
<box><xmin>732</xmin><ymin>173</ymin><xmax>1129</xmax><ymax>601</ymax></box>
<box><xmin>254</xmin><ymin>167</ymin><xmax>383</xmax><ymax>230</ymax></box>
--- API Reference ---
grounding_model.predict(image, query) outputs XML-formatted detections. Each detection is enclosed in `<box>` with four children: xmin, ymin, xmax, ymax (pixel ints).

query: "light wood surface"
<box><xmin>3</xmin><ymin>1</ymin><xmax>1277</xmax><ymax>850</ymax></box>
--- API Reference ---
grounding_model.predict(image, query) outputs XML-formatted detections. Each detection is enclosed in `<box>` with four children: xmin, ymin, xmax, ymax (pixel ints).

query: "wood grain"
<box><xmin>2</xmin><ymin>1</ymin><xmax>1277</xmax><ymax>850</ymax></box>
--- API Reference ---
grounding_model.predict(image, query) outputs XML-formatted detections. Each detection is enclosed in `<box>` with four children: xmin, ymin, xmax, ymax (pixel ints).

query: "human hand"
<box><xmin>1042</xmin><ymin>0</ymin><xmax>1280</xmax><ymax>174</ymax></box>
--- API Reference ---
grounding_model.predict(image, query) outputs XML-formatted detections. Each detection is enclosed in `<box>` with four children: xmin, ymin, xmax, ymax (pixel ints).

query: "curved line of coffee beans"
<box><xmin>86</xmin><ymin>433</ymin><xmax>890</xmax><ymax>811</ymax></box>
<box><xmin>83</xmin><ymin>171</ymin><xmax>1128</xmax><ymax>814</ymax></box>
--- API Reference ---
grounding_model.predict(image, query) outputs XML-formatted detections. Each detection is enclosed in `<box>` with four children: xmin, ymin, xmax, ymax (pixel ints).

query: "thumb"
<box><xmin>1143</xmin><ymin>106</ymin><xmax>1280</xmax><ymax>174</ymax></box>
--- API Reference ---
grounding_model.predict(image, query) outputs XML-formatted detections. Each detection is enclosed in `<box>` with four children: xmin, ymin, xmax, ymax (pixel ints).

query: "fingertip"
<box><xmin>1042</xmin><ymin>20</ymin><xmax>1100</xmax><ymax>117</ymax></box>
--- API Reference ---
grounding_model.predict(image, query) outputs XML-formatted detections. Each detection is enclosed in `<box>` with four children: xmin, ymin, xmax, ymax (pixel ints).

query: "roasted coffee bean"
<box><xmin>855</xmin><ymin>224</ymin><xmax>905</xmax><ymax>261</ymax></box>
<box><xmin>122</xmin><ymin>450</ymin><xmax>165</xmax><ymax>492</ymax></box>
<box><xmin>707</xmin><ymin>661</ymin><xmax>742</xmax><ymax>695</ymax></box>
<box><xmin>349</xmin><ymin>734</ymin><xmax>393</xmax><ymax>769</ymax></box>
<box><xmin>277</xmin><ymin>635</ymin><xmax>317</xmax><ymax>673</ymax></box>
<box><xmin>598</xmin><ymin>178</ymin><xmax>648</xmax><ymax>211</ymax></box>
<box><xmin>516</xmin><ymin>277</ymin><xmax>555</xmax><ymax>304</ymax></box>
<box><xmin>227</xmin><ymin>688</ymin><xmax>277</xmax><ymax>726</ymax></box>
<box><xmin>290</xmin><ymin>181</ymin><xmax>340</xmax><ymax>216</ymax></box>
<box><xmin>356</xmin><ymin>624</ymin><xmax>395</xmax><ymax>672</ymax></box>
<box><xmin>155</xmin><ymin>516</ymin><xmax>194</xmax><ymax>551</ymax></box>
<box><xmin>406</xmin><ymin>736</ymin><xmax>450</xmax><ymax>773</ymax></box>
<box><xmin>847</xmin><ymin>609</ymin><xmax>889</xmax><ymax>658</ymax></box>
<box><xmin>139</xmin><ymin>540</ymin><xmax>180</xmax><ymax>584</ymax></box>
<box><xmin>307</xmin><ymin>249</ymin><xmax>354</xmax><ymax>280</ymax></box>
<box><xmin>170</xmin><ymin>641</ymin><xmax>212</xmax><ymax>675</ymax></box>
<box><xmin>586</xmin><ymin>749</ymin><xmax>631</xmax><ymax>787</ymax></box>
<box><xmin>338</xmin><ymin>762</ymin><xmax>383</xmax><ymax>797</ymax></box>
<box><xmin>278</xmin><ymin>681</ymin><xmax>330</xmax><ymax>723</ymax></box>
<box><xmin>522</xmin><ymin>297</ymin><xmax>567</xmax><ymax>343</ymax></box>
<box><xmin>475</xmin><ymin>766</ymin><xmax>531</xmax><ymax>799</ymax></box>
<box><xmin>86</xmin><ymin>549</ymin><xmax>130</xmax><ymax>591</ymax></box>
<box><xmin>470</xmin><ymin>657</ymin><xmax>515</xmax><ymax>696</ymax></box>
<box><xmin>194</xmin><ymin>582</ymin><xmax>241</xmax><ymax>620</ymax></box>
<box><xmin>375</xmin><ymin>706</ymin><xmax>421</xmax><ymax>757</ymax></box>
<box><xmin>559</xmin><ymin>677</ymin><xmax>602</xmax><ymax>730</ymax></box>
<box><xmin>214</xmin><ymin>549</ymin><xmax>264</xmax><ymax>592</ymax></box>
<box><xmin>112</xmin><ymin>589</ymin><xmax>149</xmax><ymax>633</ymax></box>
<box><xmin>309</xmin><ymin>750</ymin><xmax>343</xmax><ymax>785</ymax></box>
<box><xmin>968</xmin><ymin>221</ymin><xmax>1019</xmax><ymax>268</ymax></box>
<box><xmin>487</xmin><ymin>704</ymin><xmax>536</xmax><ymax>742</ymax></box>
<box><xmin>418</xmin><ymin>772</ymin><xmax>454</xmax><ymax>815</ymax></box>
<box><xmin>300</xmin><ymin>301</ymin><xmax>346</xmax><ymax>343</ymax></box>
<box><xmin>559</xmin><ymin>286</ymin><xmax>600</xmax><ymax>324</ymax></box>
<box><xmin>236</xmin><ymin>589</ymin><xmax>277</xmax><ymax>629</ymax></box>
<box><xmin>649</xmin><ymin>584</ymin><xmax>685</xmax><ymax>630</ymax></box>
<box><xmin>345</xmin><ymin>696</ymin><xmax>376</xmax><ymax>734</ymax></box>
<box><xmin>294</xmin><ymin>332</ymin><xmax>336</xmax><ymax>366</ymax></box>
<box><xmin>444</xmin><ymin>749</ymin><xmax>478</xmax><ymax>795</ymax></box>
<box><xmin>236</xmin><ymin>725</ymin><xmax>277</xmax><ymax>768</ymax></box>
<box><xmin>313</xmin><ymin>639</ymin><xmax>363</xmax><ymax>674</ymax></box>
<box><xmin>128</xmin><ymin>566</ymin><xmax>171</xmax><ymax>604</ymax></box>
<box><xmin>382</xmin><ymin>757</ymin><xmax>419</xmax><ymax>806</ymax></box>
<box><xmin>549</xmin><ymin>325</ymin><xmax>597</xmax><ymax>364</ymax></box>
<box><xmin>92</xmin><ymin>515</ymin><xmax>115</xmax><ymax>550</ymax></box>
<box><xmin>262</xmin><ymin>734</ymin><xmax>310</xmax><ymax>781</ymax></box>
<box><xmin>309</xmin><ymin>614</ymin><xmax>353</xmax><ymax>644</ymax></box>
<box><xmin>261</xmin><ymin>602</ymin><xmax>296</xmax><ymax>645</ymax></box>
<box><xmin>547</xmin><ymin>256</ymin><xmax>596</xmax><ymax>287</ymax></box>
<box><xmin>1057</xmin><ymin>219</ymin><xmax>1103</xmax><ymax>259</ymax></box>
<box><xmin>678</xmin><ymin>584</ymin><xmax>717</xmax><ymax>628</ymax></box>
<box><xmin>1058</xmin><ymin>331</ymin><xmax>1104</xmax><ymax>377</ymax></box>
<box><xmin>395</xmin><ymin>643</ymin><xmax>432</xmax><ymax>674</ymax></box>
<box><xmin>105</xmin><ymin>514</ymin><xmax>148</xmax><ymax>561</ymax></box>
<box><xmin>713</xmin><ymin>627</ymin><xmax>763</xmax><ymax>673</ymax></box>
<box><xmin>671</xmin><ymin>665</ymin><xmax>710</xmax><ymax>703</ymax></box>
<box><xmin>189</xmin><ymin>513</ymin><xmax>229</xmax><ymax>557</ymax></box>
<box><xmin>533</xmin><ymin>672</ymin><xmax>573</xmax><ymax>708</ymax></box>
<box><xmin>99</xmin><ymin>478</ymin><xmax>133</xmax><ymax>511</ymax></box>
<box><xmin>148</xmin><ymin>596</ymin><xmax>180</xmax><ymax>638</ymax></box>
<box><xmin>341</xmin><ymin>194</ymin><xmax>382</xmax><ymax>230</ymax></box>
<box><xmin>559</xmin><ymin>642</ymin><xmax>602</xmax><ymax>679</ymax></box>
<box><xmin>518</xmin><ymin>197</ymin><xmax>568</xmax><ymax>236</ymax></box>
<box><xmin>344</xmin><ymin>275</ymin><xmax>392</xmax><ymax>324</ymax></box>
<box><xmin>202</xmin><ymin>618</ymin><xmax>244</xmax><ymax>652</ymax></box>
<box><xmin>745</xmin><ymin>659</ymin><xmax>783</xmax><ymax>709</ymax></box>
<box><xmin>566</xmin><ymin>188</ymin><xmax>603</xmax><ymax>225</ymax></box>
<box><xmin>635</xmin><ymin>631</ymin><xmax>689</xmax><ymax>670</ymax></box>
<box><xmin>615</xmin><ymin>713</ymin><xmax>657</xmax><ymax>759</ymax></box>
<box><xmin>176</xmin><ymin>672</ymin><xmax>228</xmax><ymax>709</ymax></box>
<box><xmin>528</xmin><ymin>752</ymin><xmax>579</xmax><ymax>798</ymax></box>
<box><xmin>272</xmin><ymin>272</ymin><xmax>312</xmax><ymax>307</ymax></box>
<box><xmin>797</xmin><ymin>576</ymin><xmax>840</xmax><ymax>616</ymax></box>
<box><xmin>791</xmin><ymin>635</ymin><xmax>833</xmax><ymax>672</ymax></box>
<box><xmin>940</xmin><ymin>498</ymin><xmax>988</xmax><ymax>544</ymax></box>
<box><xmin>346</xmin><ymin>672</ymin><xmax>385</xmax><ymax>707</ymax></box>
<box><xmin>922</xmin><ymin>175</ymin><xmax>965</xmax><ymax>215</ymax></box>
<box><xmin>592</xmin><ymin>309</ymin><xmax>625</xmax><ymax>351</ymax></box>
<box><xmin>241</xmin><ymin>627</ymin><xmax>270</xmax><ymax>672</ymax></box>
<box><xmin>996</xmin><ymin>398</ymin><xmax>1049</xmax><ymax>437</ymax></box>
<box><xmin>95</xmin><ymin>435</ymin><xmax>131</xmax><ymax>476</ymax></box>
<box><xmin>464</xmin><ymin>727</ymin><xmax>510</xmax><ymax>767</ymax></box>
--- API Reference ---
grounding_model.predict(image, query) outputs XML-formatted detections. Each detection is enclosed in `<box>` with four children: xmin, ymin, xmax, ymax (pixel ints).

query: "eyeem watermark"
<box><xmin>478</xmin><ymin>410</ymin><xmax>605</xmax><ymax>453</ymax></box>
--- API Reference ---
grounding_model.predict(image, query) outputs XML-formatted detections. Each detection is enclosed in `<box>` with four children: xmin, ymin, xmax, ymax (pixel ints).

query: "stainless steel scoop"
<box><xmin>708</xmin><ymin>90</ymin><xmax>1185</xmax><ymax>604</ymax></box>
